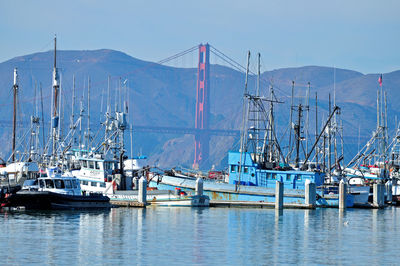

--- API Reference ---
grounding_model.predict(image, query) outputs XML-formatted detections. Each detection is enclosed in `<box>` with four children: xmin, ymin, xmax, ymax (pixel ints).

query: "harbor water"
<box><xmin>1</xmin><ymin>207</ymin><xmax>399</xmax><ymax>265</ymax></box>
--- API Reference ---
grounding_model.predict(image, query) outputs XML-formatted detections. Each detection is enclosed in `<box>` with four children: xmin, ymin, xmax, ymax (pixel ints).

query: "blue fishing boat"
<box><xmin>150</xmin><ymin>52</ymin><xmax>354</xmax><ymax>207</ymax></box>
<box><xmin>150</xmin><ymin>151</ymin><xmax>354</xmax><ymax>207</ymax></box>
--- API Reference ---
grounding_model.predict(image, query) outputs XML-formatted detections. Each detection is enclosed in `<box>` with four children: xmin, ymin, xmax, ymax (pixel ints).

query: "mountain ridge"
<box><xmin>0</xmin><ymin>49</ymin><xmax>398</xmax><ymax>169</ymax></box>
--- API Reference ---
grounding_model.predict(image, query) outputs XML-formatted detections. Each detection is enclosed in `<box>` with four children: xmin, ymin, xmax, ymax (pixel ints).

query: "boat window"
<box><xmin>90</xmin><ymin>182</ymin><xmax>97</xmax><ymax>187</ymax></box>
<box><xmin>82</xmin><ymin>160</ymin><xmax>88</xmax><ymax>168</ymax></box>
<box><xmin>72</xmin><ymin>180</ymin><xmax>78</xmax><ymax>188</ymax></box>
<box><xmin>82</xmin><ymin>180</ymin><xmax>88</xmax><ymax>186</ymax></box>
<box><xmin>243</xmin><ymin>167</ymin><xmax>248</xmax><ymax>173</ymax></box>
<box><xmin>39</xmin><ymin>179</ymin><xmax>45</xmax><ymax>188</ymax></box>
<box><xmin>54</xmin><ymin>179</ymin><xmax>65</xmax><ymax>189</ymax></box>
<box><xmin>296</xmin><ymin>175</ymin><xmax>302</xmax><ymax>181</ymax></box>
<box><xmin>272</xmin><ymin>173</ymin><xmax>277</xmax><ymax>180</ymax></box>
<box><xmin>230</xmin><ymin>165</ymin><xmax>236</xmax><ymax>173</ymax></box>
<box><xmin>95</xmin><ymin>162</ymin><xmax>100</xmax><ymax>170</ymax></box>
<box><xmin>45</xmin><ymin>179</ymin><xmax>54</xmax><ymax>188</ymax></box>
<box><xmin>100</xmin><ymin>183</ymin><xmax>106</xmax><ymax>188</ymax></box>
<box><xmin>65</xmin><ymin>180</ymin><xmax>72</xmax><ymax>188</ymax></box>
<box><xmin>286</xmin><ymin>174</ymin><xmax>291</xmax><ymax>181</ymax></box>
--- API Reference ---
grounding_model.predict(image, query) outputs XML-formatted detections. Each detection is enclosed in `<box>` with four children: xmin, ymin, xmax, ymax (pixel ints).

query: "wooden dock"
<box><xmin>110</xmin><ymin>200</ymin><xmax>147</xmax><ymax>208</ymax></box>
<box><xmin>210</xmin><ymin>200</ymin><xmax>315</xmax><ymax>209</ymax></box>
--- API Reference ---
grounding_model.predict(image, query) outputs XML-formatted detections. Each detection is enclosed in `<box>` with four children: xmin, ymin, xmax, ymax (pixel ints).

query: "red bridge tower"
<box><xmin>193</xmin><ymin>44</ymin><xmax>210</xmax><ymax>169</ymax></box>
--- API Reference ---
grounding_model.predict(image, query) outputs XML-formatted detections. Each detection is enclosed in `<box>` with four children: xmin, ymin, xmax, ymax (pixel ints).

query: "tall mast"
<box><xmin>315</xmin><ymin>92</ymin><xmax>318</xmax><ymax>165</ymax></box>
<box><xmin>51</xmin><ymin>35</ymin><xmax>60</xmax><ymax>161</ymax></box>
<box><xmin>295</xmin><ymin>104</ymin><xmax>302</xmax><ymax>168</ymax></box>
<box><xmin>12</xmin><ymin>68</ymin><xmax>19</xmax><ymax>162</ymax></box>
<box><xmin>87</xmin><ymin>77</ymin><xmax>91</xmax><ymax>150</ymax></box>
<box><xmin>237</xmin><ymin>51</ymin><xmax>250</xmax><ymax>192</ymax></box>
<box><xmin>305</xmin><ymin>82</ymin><xmax>310</xmax><ymax>155</ymax></box>
<box><xmin>71</xmin><ymin>75</ymin><xmax>76</xmax><ymax>130</ymax></box>
<box><xmin>40</xmin><ymin>83</ymin><xmax>45</xmax><ymax>156</ymax></box>
<box><xmin>328</xmin><ymin>94</ymin><xmax>332</xmax><ymax>176</ymax></box>
<box><xmin>256</xmin><ymin>53</ymin><xmax>260</xmax><ymax>154</ymax></box>
<box><xmin>268</xmin><ymin>86</ymin><xmax>275</xmax><ymax>162</ymax></box>
<box><xmin>288</xmin><ymin>81</ymin><xmax>294</xmax><ymax>162</ymax></box>
<box><xmin>239</xmin><ymin>51</ymin><xmax>250</xmax><ymax>155</ymax></box>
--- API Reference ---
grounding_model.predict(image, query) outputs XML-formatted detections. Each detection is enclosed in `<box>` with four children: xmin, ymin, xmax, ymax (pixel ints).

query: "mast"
<box><xmin>71</xmin><ymin>75</ymin><xmax>76</xmax><ymax>130</ymax></box>
<box><xmin>105</xmin><ymin>76</ymin><xmax>111</xmax><ymax>154</ymax></box>
<box><xmin>58</xmin><ymin>73</ymin><xmax>63</xmax><ymax>149</ymax></box>
<box><xmin>239</xmin><ymin>51</ymin><xmax>251</xmax><ymax>156</ymax></box>
<box><xmin>315</xmin><ymin>92</ymin><xmax>318</xmax><ymax>166</ymax></box>
<box><xmin>288</xmin><ymin>81</ymin><xmax>295</xmax><ymax>161</ymax></box>
<box><xmin>295</xmin><ymin>104</ymin><xmax>303</xmax><ymax>168</ymax></box>
<box><xmin>40</xmin><ymin>82</ymin><xmax>45</xmax><ymax>156</ymax></box>
<box><xmin>51</xmin><ymin>35</ymin><xmax>60</xmax><ymax>162</ymax></box>
<box><xmin>87</xmin><ymin>77</ymin><xmax>91</xmax><ymax>150</ymax></box>
<box><xmin>79</xmin><ymin>97</ymin><xmax>83</xmax><ymax>153</ymax></box>
<box><xmin>305</xmin><ymin>82</ymin><xmax>310</xmax><ymax>156</ymax></box>
<box><xmin>328</xmin><ymin>94</ymin><xmax>332</xmax><ymax>176</ymax></box>
<box><xmin>268</xmin><ymin>86</ymin><xmax>275</xmax><ymax>162</ymax></box>
<box><xmin>30</xmin><ymin>80</ymin><xmax>40</xmax><ymax>161</ymax></box>
<box><xmin>12</xmin><ymin>68</ymin><xmax>19</xmax><ymax>162</ymax></box>
<box><xmin>237</xmin><ymin>51</ymin><xmax>250</xmax><ymax>192</ymax></box>
<box><xmin>256</xmin><ymin>53</ymin><xmax>260</xmax><ymax>154</ymax></box>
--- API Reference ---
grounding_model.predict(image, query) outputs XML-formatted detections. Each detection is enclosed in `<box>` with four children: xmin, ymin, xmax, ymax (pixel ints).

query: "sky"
<box><xmin>1</xmin><ymin>0</ymin><xmax>399</xmax><ymax>74</ymax></box>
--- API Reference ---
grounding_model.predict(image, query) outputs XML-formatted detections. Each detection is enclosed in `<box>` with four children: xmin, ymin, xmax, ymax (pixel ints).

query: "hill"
<box><xmin>0</xmin><ymin>49</ymin><xmax>398</xmax><ymax>169</ymax></box>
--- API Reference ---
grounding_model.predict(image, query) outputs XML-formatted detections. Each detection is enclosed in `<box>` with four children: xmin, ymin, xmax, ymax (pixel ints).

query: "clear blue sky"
<box><xmin>1</xmin><ymin>0</ymin><xmax>399</xmax><ymax>74</ymax></box>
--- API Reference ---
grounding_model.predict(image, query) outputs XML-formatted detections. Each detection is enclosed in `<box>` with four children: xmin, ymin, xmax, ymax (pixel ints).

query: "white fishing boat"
<box><xmin>3</xmin><ymin>167</ymin><xmax>111</xmax><ymax>210</ymax></box>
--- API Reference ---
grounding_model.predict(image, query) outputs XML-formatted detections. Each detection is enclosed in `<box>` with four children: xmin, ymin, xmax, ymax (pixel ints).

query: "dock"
<box><xmin>209</xmin><ymin>200</ymin><xmax>314</xmax><ymax>209</ymax></box>
<box><xmin>110</xmin><ymin>200</ymin><xmax>147</xmax><ymax>208</ymax></box>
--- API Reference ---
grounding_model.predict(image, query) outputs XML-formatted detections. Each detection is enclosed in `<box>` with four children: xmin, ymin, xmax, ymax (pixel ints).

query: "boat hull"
<box><xmin>5</xmin><ymin>191</ymin><xmax>111</xmax><ymax>210</ymax></box>
<box><xmin>149</xmin><ymin>175</ymin><xmax>354</xmax><ymax>208</ymax></box>
<box><xmin>109</xmin><ymin>190</ymin><xmax>210</xmax><ymax>207</ymax></box>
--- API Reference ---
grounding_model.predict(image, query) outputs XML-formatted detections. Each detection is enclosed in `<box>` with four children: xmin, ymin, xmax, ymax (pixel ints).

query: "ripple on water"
<box><xmin>0</xmin><ymin>207</ymin><xmax>399</xmax><ymax>264</ymax></box>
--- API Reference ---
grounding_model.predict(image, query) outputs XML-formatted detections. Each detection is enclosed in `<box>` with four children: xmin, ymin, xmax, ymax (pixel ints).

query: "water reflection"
<box><xmin>1</xmin><ymin>207</ymin><xmax>400</xmax><ymax>264</ymax></box>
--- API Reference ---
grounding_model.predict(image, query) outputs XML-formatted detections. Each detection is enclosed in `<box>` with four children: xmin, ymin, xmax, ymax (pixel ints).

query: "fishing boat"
<box><xmin>2</xmin><ymin>167</ymin><xmax>111</xmax><ymax>210</ymax></box>
<box><xmin>149</xmin><ymin>52</ymin><xmax>357</xmax><ymax>208</ymax></box>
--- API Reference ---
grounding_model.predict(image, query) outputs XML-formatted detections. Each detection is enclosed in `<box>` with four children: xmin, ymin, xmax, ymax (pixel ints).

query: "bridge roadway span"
<box><xmin>0</xmin><ymin>120</ymin><xmax>240</xmax><ymax>137</ymax></box>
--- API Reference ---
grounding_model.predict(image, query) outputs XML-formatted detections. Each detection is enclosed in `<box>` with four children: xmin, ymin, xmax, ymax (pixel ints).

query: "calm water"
<box><xmin>1</xmin><ymin>206</ymin><xmax>399</xmax><ymax>265</ymax></box>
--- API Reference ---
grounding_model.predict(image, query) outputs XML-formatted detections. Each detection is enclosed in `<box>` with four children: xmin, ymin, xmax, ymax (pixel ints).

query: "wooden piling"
<box><xmin>275</xmin><ymin>180</ymin><xmax>283</xmax><ymax>210</ymax></box>
<box><xmin>386</xmin><ymin>181</ymin><xmax>393</xmax><ymax>204</ymax></box>
<box><xmin>305</xmin><ymin>181</ymin><xmax>316</xmax><ymax>207</ymax></box>
<box><xmin>373</xmin><ymin>183</ymin><xmax>384</xmax><ymax>208</ymax></box>
<box><xmin>138</xmin><ymin>177</ymin><xmax>147</xmax><ymax>204</ymax></box>
<box><xmin>195</xmin><ymin>178</ymin><xmax>204</xmax><ymax>196</ymax></box>
<box><xmin>339</xmin><ymin>179</ymin><xmax>346</xmax><ymax>210</ymax></box>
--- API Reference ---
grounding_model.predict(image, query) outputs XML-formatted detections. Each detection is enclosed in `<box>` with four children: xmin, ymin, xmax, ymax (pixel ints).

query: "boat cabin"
<box><xmin>71</xmin><ymin>156</ymin><xmax>118</xmax><ymax>194</ymax></box>
<box><xmin>22</xmin><ymin>167</ymin><xmax>82</xmax><ymax>196</ymax></box>
<box><xmin>227</xmin><ymin>151</ymin><xmax>324</xmax><ymax>189</ymax></box>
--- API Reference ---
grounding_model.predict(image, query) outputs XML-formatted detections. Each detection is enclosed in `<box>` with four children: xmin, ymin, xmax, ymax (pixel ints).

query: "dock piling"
<box><xmin>305</xmin><ymin>180</ymin><xmax>316</xmax><ymax>207</ymax></box>
<box><xmin>195</xmin><ymin>178</ymin><xmax>204</xmax><ymax>196</ymax></box>
<box><xmin>275</xmin><ymin>181</ymin><xmax>283</xmax><ymax>210</ymax></box>
<box><xmin>138</xmin><ymin>176</ymin><xmax>147</xmax><ymax>204</ymax></box>
<box><xmin>373</xmin><ymin>183</ymin><xmax>384</xmax><ymax>208</ymax></box>
<box><xmin>386</xmin><ymin>180</ymin><xmax>392</xmax><ymax>204</ymax></box>
<box><xmin>339</xmin><ymin>179</ymin><xmax>346</xmax><ymax>210</ymax></box>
